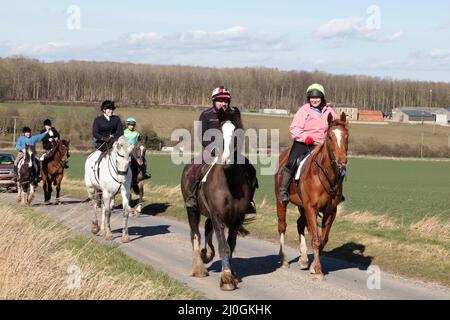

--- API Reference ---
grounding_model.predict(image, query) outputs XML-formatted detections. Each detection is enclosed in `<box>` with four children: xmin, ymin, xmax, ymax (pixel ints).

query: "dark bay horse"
<box><xmin>130</xmin><ymin>140</ymin><xmax>147</xmax><ymax>214</ymax></box>
<box><xmin>274</xmin><ymin>112</ymin><xmax>349</xmax><ymax>280</ymax></box>
<box><xmin>41</xmin><ymin>139</ymin><xmax>70</xmax><ymax>204</ymax></box>
<box><xmin>17</xmin><ymin>145</ymin><xmax>38</xmax><ymax>206</ymax></box>
<box><xmin>181</xmin><ymin>108</ymin><xmax>256</xmax><ymax>291</ymax></box>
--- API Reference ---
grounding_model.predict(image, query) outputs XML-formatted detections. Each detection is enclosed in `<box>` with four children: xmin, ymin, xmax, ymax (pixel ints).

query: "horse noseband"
<box><xmin>117</xmin><ymin>170</ymin><xmax>128</xmax><ymax>176</ymax></box>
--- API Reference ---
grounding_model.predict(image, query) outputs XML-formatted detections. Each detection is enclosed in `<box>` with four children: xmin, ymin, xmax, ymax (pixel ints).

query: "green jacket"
<box><xmin>124</xmin><ymin>128</ymin><xmax>140</xmax><ymax>145</ymax></box>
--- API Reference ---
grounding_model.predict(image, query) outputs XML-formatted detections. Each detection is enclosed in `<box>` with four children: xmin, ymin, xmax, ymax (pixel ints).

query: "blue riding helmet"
<box><xmin>126</xmin><ymin>117</ymin><xmax>137</xmax><ymax>125</ymax></box>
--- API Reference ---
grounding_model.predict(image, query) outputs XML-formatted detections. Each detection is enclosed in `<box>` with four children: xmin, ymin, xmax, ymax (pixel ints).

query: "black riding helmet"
<box><xmin>43</xmin><ymin>119</ymin><xmax>52</xmax><ymax>126</ymax></box>
<box><xmin>22</xmin><ymin>126</ymin><xmax>31</xmax><ymax>133</ymax></box>
<box><xmin>101</xmin><ymin>100</ymin><xmax>116</xmax><ymax>111</ymax></box>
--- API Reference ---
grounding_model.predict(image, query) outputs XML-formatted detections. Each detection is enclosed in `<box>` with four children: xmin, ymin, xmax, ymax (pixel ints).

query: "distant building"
<box><xmin>358</xmin><ymin>110</ymin><xmax>384</xmax><ymax>121</ymax></box>
<box><xmin>334</xmin><ymin>107</ymin><xmax>358</xmax><ymax>120</ymax></box>
<box><xmin>393</xmin><ymin>109</ymin><xmax>435</xmax><ymax>123</ymax></box>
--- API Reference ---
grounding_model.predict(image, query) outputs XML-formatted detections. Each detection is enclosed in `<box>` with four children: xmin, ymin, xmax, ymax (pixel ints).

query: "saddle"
<box><xmin>294</xmin><ymin>153</ymin><xmax>312</xmax><ymax>181</ymax></box>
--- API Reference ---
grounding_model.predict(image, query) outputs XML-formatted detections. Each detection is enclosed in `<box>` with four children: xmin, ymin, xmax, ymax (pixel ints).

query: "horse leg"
<box><xmin>201</xmin><ymin>218</ymin><xmax>215</xmax><ymax>264</ymax></box>
<box><xmin>103</xmin><ymin>192</ymin><xmax>114</xmax><ymax>240</ymax></box>
<box><xmin>211</xmin><ymin>215</ymin><xmax>238</xmax><ymax>291</ymax></box>
<box><xmin>17</xmin><ymin>184</ymin><xmax>22</xmax><ymax>203</ymax></box>
<box><xmin>277</xmin><ymin>201</ymin><xmax>289</xmax><ymax>268</ymax></box>
<box><xmin>135</xmin><ymin>180</ymin><xmax>144</xmax><ymax>214</ymax></box>
<box><xmin>304</xmin><ymin>204</ymin><xmax>324</xmax><ymax>280</ymax></box>
<box><xmin>121</xmin><ymin>184</ymin><xmax>130</xmax><ymax>243</ymax></box>
<box><xmin>188</xmin><ymin>208</ymin><xmax>208</xmax><ymax>277</ymax></box>
<box><xmin>297</xmin><ymin>211</ymin><xmax>309</xmax><ymax>269</ymax></box>
<box><xmin>320</xmin><ymin>207</ymin><xmax>337</xmax><ymax>255</ymax></box>
<box><xmin>28</xmin><ymin>183</ymin><xmax>35</xmax><ymax>206</ymax></box>
<box><xmin>98</xmin><ymin>192</ymin><xmax>107</xmax><ymax>238</ymax></box>
<box><xmin>55</xmin><ymin>174</ymin><xmax>64</xmax><ymax>205</ymax></box>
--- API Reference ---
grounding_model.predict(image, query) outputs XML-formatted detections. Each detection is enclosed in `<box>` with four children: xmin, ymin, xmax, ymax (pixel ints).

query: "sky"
<box><xmin>1</xmin><ymin>0</ymin><xmax>450</xmax><ymax>82</ymax></box>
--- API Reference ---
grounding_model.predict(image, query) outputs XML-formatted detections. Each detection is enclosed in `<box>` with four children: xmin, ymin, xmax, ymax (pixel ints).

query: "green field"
<box><xmin>66</xmin><ymin>152</ymin><xmax>450</xmax><ymax>224</ymax></box>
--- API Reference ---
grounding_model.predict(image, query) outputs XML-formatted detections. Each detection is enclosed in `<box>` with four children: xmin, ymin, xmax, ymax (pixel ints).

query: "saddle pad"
<box><xmin>201</xmin><ymin>157</ymin><xmax>218</xmax><ymax>183</ymax></box>
<box><xmin>294</xmin><ymin>154</ymin><xmax>311</xmax><ymax>181</ymax></box>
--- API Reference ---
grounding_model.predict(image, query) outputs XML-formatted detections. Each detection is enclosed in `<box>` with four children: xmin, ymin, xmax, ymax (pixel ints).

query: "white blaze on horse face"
<box><xmin>333</xmin><ymin>129</ymin><xmax>343</xmax><ymax>148</ymax></box>
<box><xmin>28</xmin><ymin>148</ymin><xmax>33</xmax><ymax>167</ymax></box>
<box><xmin>221</xmin><ymin>121</ymin><xmax>235</xmax><ymax>164</ymax></box>
<box><xmin>139</xmin><ymin>145</ymin><xmax>144</xmax><ymax>158</ymax></box>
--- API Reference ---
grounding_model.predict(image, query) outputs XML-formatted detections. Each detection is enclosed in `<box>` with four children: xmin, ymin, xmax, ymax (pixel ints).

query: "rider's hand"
<box><xmin>305</xmin><ymin>136</ymin><xmax>314</xmax><ymax>146</ymax></box>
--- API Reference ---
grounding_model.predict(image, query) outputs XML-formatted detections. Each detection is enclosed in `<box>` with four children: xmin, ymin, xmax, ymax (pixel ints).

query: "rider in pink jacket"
<box><xmin>279</xmin><ymin>83</ymin><xmax>338</xmax><ymax>204</ymax></box>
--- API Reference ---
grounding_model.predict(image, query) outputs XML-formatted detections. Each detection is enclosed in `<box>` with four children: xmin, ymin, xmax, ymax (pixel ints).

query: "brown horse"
<box><xmin>274</xmin><ymin>112</ymin><xmax>348</xmax><ymax>280</ymax></box>
<box><xmin>130</xmin><ymin>140</ymin><xmax>147</xmax><ymax>214</ymax></box>
<box><xmin>41</xmin><ymin>139</ymin><xmax>70</xmax><ymax>205</ymax></box>
<box><xmin>181</xmin><ymin>108</ymin><xmax>257</xmax><ymax>291</ymax></box>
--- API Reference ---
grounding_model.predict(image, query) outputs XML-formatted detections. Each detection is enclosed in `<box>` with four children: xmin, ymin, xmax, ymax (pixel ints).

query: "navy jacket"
<box><xmin>198</xmin><ymin>106</ymin><xmax>241</xmax><ymax>149</ymax></box>
<box><xmin>92</xmin><ymin>115</ymin><xmax>124</xmax><ymax>146</ymax></box>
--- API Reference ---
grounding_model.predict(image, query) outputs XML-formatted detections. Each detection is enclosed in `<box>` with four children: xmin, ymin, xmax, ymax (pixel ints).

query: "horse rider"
<box><xmin>123</xmin><ymin>117</ymin><xmax>151</xmax><ymax>182</ymax></box>
<box><xmin>184</xmin><ymin>86</ymin><xmax>257</xmax><ymax>213</ymax></box>
<box><xmin>39</xmin><ymin>119</ymin><xmax>69</xmax><ymax>168</ymax></box>
<box><xmin>92</xmin><ymin>100</ymin><xmax>124</xmax><ymax>154</ymax></box>
<box><xmin>13</xmin><ymin>126</ymin><xmax>49</xmax><ymax>182</ymax></box>
<box><xmin>279</xmin><ymin>83</ymin><xmax>341</xmax><ymax>204</ymax></box>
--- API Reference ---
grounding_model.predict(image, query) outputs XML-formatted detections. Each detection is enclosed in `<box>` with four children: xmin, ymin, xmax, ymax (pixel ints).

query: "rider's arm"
<box><xmin>49</xmin><ymin>127</ymin><xmax>60</xmax><ymax>139</ymax></box>
<box><xmin>16</xmin><ymin>136</ymin><xmax>25</xmax><ymax>151</ymax></box>
<box><xmin>289</xmin><ymin>105</ymin><xmax>308</xmax><ymax>143</ymax></box>
<box><xmin>92</xmin><ymin>118</ymin><xmax>104</xmax><ymax>141</ymax></box>
<box><xmin>29</xmin><ymin>131</ymin><xmax>49</xmax><ymax>145</ymax></box>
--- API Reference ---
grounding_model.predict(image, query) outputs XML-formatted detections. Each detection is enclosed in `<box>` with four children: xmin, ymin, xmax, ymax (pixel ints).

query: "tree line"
<box><xmin>0</xmin><ymin>57</ymin><xmax>449</xmax><ymax>113</ymax></box>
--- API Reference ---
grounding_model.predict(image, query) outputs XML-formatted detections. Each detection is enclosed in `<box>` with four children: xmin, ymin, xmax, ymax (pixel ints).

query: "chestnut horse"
<box><xmin>274</xmin><ymin>112</ymin><xmax>348</xmax><ymax>280</ymax></box>
<box><xmin>41</xmin><ymin>139</ymin><xmax>70</xmax><ymax>204</ymax></box>
<box><xmin>181</xmin><ymin>108</ymin><xmax>257</xmax><ymax>291</ymax></box>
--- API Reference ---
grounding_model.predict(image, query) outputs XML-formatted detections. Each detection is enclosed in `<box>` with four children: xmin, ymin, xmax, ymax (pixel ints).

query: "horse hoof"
<box><xmin>105</xmin><ymin>234</ymin><xmax>115</xmax><ymax>241</ymax></box>
<box><xmin>281</xmin><ymin>260</ymin><xmax>289</xmax><ymax>268</ymax></box>
<box><xmin>190</xmin><ymin>269</ymin><xmax>209</xmax><ymax>278</ymax></box>
<box><xmin>220</xmin><ymin>272</ymin><xmax>238</xmax><ymax>291</ymax></box>
<box><xmin>122</xmin><ymin>235</ymin><xmax>130</xmax><ymax>243</ymax></box>
<box><xmin>91</xmin><ymin>223</ymin><xmax>100</xmax><ymax>235</ymax></box>
<box><xmin>299</xmin><ymin>261</ymin><xmax>309</xmax><ymax>270</ymax></box>
<box><xmin>313</xmin><ymin>273</ymin><xmax>325</xmax><ymax>281</ymax></box>
<box><xmin>200</xmin><ymin>248</ymin><xmax>215</xmax><ymax>264</ymax></box>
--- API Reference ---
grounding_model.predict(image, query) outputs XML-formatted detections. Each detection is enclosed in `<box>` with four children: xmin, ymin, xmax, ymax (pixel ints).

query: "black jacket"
<box><xmin>198</xmin><ymin>106</ymin><xmax>241</xmax><ymax>149</ymax></box>
<box><xmin>40</xmin><ymin>127</ymin><xmax>60</xmax><ymax>150</ymax></box>
<box><xmin>92</xmin><ymin>115</ymin><xmax>124</xmax><ymax>146</ymax></box>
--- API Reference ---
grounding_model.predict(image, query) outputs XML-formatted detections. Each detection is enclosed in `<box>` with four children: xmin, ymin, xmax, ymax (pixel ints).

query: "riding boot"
<box><xmin>185</xmin><ymin>179</ymin><xmax>198</xmax><ymax>209</ymax></box>
<box><xmin>279</xmin><ymin>167</ymin><xmax>293</xmax><ymax>204</ymax></box>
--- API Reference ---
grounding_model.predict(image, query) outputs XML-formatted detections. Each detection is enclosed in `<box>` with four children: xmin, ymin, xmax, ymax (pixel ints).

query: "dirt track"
<box><xmin>2</xmin><ymin>193</ymin><xmax>449</xmax><ymax>300</ymax></box>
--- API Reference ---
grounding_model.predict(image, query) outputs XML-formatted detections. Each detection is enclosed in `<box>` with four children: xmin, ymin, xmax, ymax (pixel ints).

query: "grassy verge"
<box><xmin>0</xmin><ymin>196</ymin><xmax>203</xmax><ymax>300</ymax></box>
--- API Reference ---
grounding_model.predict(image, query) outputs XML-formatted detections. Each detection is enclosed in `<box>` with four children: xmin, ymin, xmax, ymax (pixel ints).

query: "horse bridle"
<box><xmin>312</xmin><ymin>123</ymin><xmax>347</xmax><ymax>200</ymax></box>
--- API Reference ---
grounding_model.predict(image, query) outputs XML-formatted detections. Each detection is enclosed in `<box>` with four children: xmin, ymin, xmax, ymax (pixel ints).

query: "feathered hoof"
<box><xmin>220</xmin><ymin>271</ymin><xmax>238</xmax><ymax>291</ymax></box>
<box><xmin>281</xmin><ymin>260</ymin><xmax>290</xmax><ymax>269</ymax></box>
<box><xmin>122</xmin><ymin>234</ymin><xmax>130</xmax><ymax>243</ymax></box>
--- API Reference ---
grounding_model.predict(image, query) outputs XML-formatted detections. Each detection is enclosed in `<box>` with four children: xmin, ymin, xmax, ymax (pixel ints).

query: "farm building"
<box><xmin>334</xmin><ymin>107</ymin><xmax>358</xmax><ymax>120</ymax></box>
<box><xmin>357</xmin><ymin>110</ymin><xmax>384</xmax><ymax>121</ymax></box>
<box><xmin>392</xmin><ymin>109</ymin><xmax>435</xmax><ymax>123</ymax></box>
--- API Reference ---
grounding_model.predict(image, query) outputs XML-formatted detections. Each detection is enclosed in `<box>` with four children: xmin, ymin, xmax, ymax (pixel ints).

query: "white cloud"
<box><xmin>316</xmin><ymin>16</ymin><xmax>403</xmax><ymax>43</ymax></box>
<box><xmin>379</xmin><ymin>31</ymin><xmax>404</xmax><ymax>43</ymax></box>
<box><xmin>120</xmin><ymin>26</ymin><xmax>288</xmax><ymax>53</ymax></box>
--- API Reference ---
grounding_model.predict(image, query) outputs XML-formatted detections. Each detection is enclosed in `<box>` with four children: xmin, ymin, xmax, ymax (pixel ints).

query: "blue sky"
<box><xmin>1</xmin><ymin>0</ymin><xmax>450</xmax><ymax>82</ymax></box>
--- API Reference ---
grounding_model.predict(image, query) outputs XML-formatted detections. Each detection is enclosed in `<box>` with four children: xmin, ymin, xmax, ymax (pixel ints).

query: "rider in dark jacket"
<box><xmin>39</xmin><ymin>119</ymin><xmax>69</xmax><ymax>168</ymax></box>
<box><xmin>92</xmin><ymin>100</ymin><xmax>124</xmax><ymax>150</ymax></box>
<box><xmin>184</xmin><ymin>86</ymin><xmax>257</xmax><ymax>213</ymax></box>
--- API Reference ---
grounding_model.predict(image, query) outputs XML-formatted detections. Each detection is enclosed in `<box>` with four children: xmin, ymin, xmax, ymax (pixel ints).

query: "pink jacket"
<box><xmin>289</xmin><ymin>104</ymin><xmax>338</xmax><ymax>145</ymax></box>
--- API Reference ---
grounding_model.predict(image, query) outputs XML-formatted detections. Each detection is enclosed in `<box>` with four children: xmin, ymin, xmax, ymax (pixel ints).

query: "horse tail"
<box><xmin>238</xmin><ymin>216</ymin><xmax>256</xmax><ymax>237</ymax></box>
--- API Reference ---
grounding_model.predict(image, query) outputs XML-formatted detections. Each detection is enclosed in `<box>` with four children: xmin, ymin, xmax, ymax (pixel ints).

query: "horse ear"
<box><xmin>340</xmin><ymin>112</ymin><xmax>346</xmax><ymax>122</ymax></box>
<box><xmin>327</xmin><ymin>112</ymin><xmax>334</xmax><ymax>125</ymax></box>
